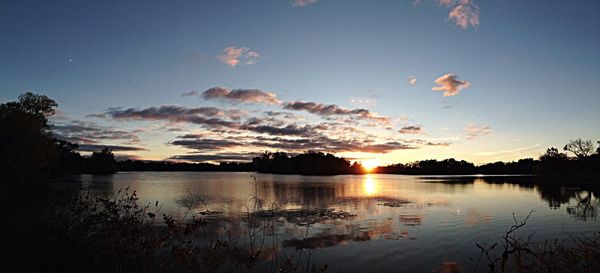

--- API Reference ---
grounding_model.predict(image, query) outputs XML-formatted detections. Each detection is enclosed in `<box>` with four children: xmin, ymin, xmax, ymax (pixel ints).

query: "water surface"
<box><xmin>56</xmin><ymin>172</ymin><xmax>599</xmax><ymax>272</ymax></box>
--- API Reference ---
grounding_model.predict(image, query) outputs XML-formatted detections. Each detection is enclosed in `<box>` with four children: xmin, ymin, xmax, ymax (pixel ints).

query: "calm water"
<box><xmin>56</xmin><ymin>172</ymin><xmax>599</xmax><ymax>272</ymax></box>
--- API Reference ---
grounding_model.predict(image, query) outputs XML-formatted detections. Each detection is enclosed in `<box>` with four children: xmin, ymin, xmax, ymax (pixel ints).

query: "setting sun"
<box><xmin>362</xmin><ymin>159</ymin><xmax>380</xmax><ymax>173</ymax></box>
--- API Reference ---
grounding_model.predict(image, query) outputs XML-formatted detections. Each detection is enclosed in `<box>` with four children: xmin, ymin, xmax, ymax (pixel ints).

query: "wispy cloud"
<box><xmin>292</xmin><ymin>0</ymin><xmax>319</xmax><ymax>7</ymax></box>
<box><xmin>77</xmin><ymin>144</ymin><xmax>147</xmax><ymax>152</ymax></box>
<box><xmin>399</xmin><ymin>125</ymin><xmax>424</xmax><ymax>134</ymax></box>
<box><xmin>437</xmin><ymin>0</ymin><xmax>480</xmax><ymax>29</ymax></box>
<box><xmin>474</xmin><ymin>144</ymin><xmax>542</xmax><ymax>156</ymax></box>
<box><xmin>241</xmin><ymin>123</ymin><xmax>324</xmax><ymax>137</ymax></box>
<box><xmin>52</xmin><ymin>120</ymin><xmax>141</xmax><ymax>145</ymax></box>
<box><xmin>218</xmin><ymin>46</ymin><xmax>260</xmax><ymax>67</ymax></box>
<box><xmin>201</xmin><ymin>87</ymin><xmax>281</xmax><ymax>105</ymax></box>
<box><xmin>408</xmin><ymin>75</ymin><xmax>417</xmax><ymax>85</ymax></box>
<box><xmin>171</xmin><ymin>137</ymin><xmax>243</xmax><ymax>151</ymax></box>
<box><xmin>168</xmin><ymin>153</ymin><xmax>257</xmax><ymax>163</ymax></box>
<box><xmin>465</xmin><ymin>123</ymin><xmax>491</xmax><ymax>140</ymax></box>
<box><xmin>101</xmin><ymin>105</ymin><xmax>242</xmax><ymax>121</ymax></box>
<box><xmin>170</xmin><ymin>134</ymin><xmax>417</xmax><ymax>157</ymax></box>
<box><xmin>283</xmin><ymin>101</ymin><xmax>390</xmax><ymax>124</ymax></box>
<box><xmin>95</xmin><ymin>105</ymin><xmax>324</xmax><ymax>138</ymax></box>
<box><xmin>181</xmin><ymin>90</ymin><xmax>199</xmax><ymax>97</ymax></box>
<box><xmin>432</xmin><ymin>73</ymin><xmax>471</xmax><ymax>97</ymax></box>
<box><xmin>95</xmin><ymin>106</ymin><xmax>243</xmax><ymax>127</ymax></box>
<box><xmin>91</xmin><ymin>88</ymin><xmax>459</xmax><ymax>162</ymax></box>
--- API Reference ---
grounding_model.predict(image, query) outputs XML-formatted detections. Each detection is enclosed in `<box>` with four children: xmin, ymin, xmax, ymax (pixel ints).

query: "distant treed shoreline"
<box><xmin>116</xmin><ymin>149</ymin><xmax>600</xmax><ymax>178</ymax></box>
<box><xmin>1</xmin><ymin>93</ymin><xmax>599</xmax><ymax>181</ymax></box>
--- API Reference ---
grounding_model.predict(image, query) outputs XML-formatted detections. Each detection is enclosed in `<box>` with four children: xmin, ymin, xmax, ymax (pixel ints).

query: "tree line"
<box><xmin>1</xmin><ymin>92</ymin><xmax>599</xmax><ymax>183</ymax></box>
<box><xmin>0</xmin><ymin>93</ymin><xmax>122</xmax><ymax>184</ymax></box>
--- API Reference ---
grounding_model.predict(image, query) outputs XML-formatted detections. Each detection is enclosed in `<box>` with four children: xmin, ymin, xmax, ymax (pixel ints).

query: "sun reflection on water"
<box><xmin>363</xmin><ymin>174</ymin><xmax>380</xmax><ymax>196</ymax></box>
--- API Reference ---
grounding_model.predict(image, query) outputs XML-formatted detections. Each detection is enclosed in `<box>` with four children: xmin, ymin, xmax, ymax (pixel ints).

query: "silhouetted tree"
<box><xmin>85</xmin><ymin>148</ymin><xmax>117</xmax><ymax>174</ymax></box>
<box><xmin>49</xmin><ymin>139</ymin><xmax>84</xmax><ymax>174</ymax></box>
<box><xmin>540</xmin><ymin>147</ymin><xmax>568</xmax><ymax>161</ymax></box>
<box><xmin>563</xmin><ymin>138</ymin><xmax>594</xmax><ymax>158</ymax></box>
<box><xmin>252</xmin><ymin>151</ymin><xmax>359</xmax><ymax>175</ymax></box>
<box><xmin>537</xmin><ymin>147</ymin><xmax>569</xmax><ymax>175</ymax></box>
<box><xmin>0</xmin><ymin>92</ymin><xmax>58</xmax><ymax>182</ymax></box>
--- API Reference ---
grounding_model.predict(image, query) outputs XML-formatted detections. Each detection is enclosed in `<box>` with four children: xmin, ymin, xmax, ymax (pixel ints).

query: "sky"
<box><xmin>1</xmin><ymin>0</ymin><xmax>599</xmax><ymax>165</ymax></box>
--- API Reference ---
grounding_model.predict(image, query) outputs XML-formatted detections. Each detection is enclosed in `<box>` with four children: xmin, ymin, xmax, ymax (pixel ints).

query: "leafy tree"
<box><xmin>50</xmin><ymin>139</ymin><xmax>83</xmax><ymax>174</ymax></box>
<box><xmin>86</xmin><ymin>148</ymin><xmax>117</xmax><ymax>174</ymax></box>
<box><xmin>540</xmin><ymin>147</ymin><xmax>568</xmax><ymax>161</ymax></box>
<box><xmin>537</xmin><ymin>147</ymin><xmax>569</xmax><ymax>176</ymax></box>
<box><xmin>563</xmin><ymin>138</ymin><xmax>594</xmax><ymax>158</ymax></box>
<box><xmin>0</xmin><ymin>92</ymin><xmax>58</xmax><ymax>181</ymax></box>
<box><xmin>16</xmin><ymin>92</ymin><xmax>58</xmax><ymax>126</ymax></box>
<box><xmin>252</xmin><ymin>151</ymin><xmax>356</xmax><ymax>175</ymax></box>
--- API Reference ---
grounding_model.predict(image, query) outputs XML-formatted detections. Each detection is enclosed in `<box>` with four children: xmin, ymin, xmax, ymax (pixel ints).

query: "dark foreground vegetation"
<box><xmin>3</xmin><ymin>179</ymin><xmax>599</xmax><ymax>273</ymax></box>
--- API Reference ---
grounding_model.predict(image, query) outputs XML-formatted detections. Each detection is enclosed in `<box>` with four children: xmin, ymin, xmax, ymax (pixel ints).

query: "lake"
<box><xmin>54</xmin><ymin>172</ymin><xmax>599</xmax><ymax>273</ymax></box>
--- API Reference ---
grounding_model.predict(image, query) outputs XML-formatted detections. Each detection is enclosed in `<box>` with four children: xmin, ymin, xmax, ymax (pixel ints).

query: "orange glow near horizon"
<box><xmin>362</xmin><ymin>159</ymin><xmax>380</xmax><ymax>173</ymax></box>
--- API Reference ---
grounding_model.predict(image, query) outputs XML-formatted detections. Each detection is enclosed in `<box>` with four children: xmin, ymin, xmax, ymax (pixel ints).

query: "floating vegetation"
<box><xmin>253</xmin><ymin>208</ymin><xmax>356</xmax><ymax>226</ymax></box>
<box><xmin>377</xmin><ymin>198</ymin><xmax>411</xmax><ymax>207</ymax></box>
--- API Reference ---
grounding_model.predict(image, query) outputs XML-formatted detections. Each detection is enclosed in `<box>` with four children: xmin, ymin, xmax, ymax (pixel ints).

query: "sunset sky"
<box><xmin>1</xmin><ymin>0</ymin><xmax>599</xmax><ymax>165</ymax></box>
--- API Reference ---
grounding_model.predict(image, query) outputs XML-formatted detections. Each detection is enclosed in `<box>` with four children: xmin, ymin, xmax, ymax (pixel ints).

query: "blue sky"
<box><xmin>1</xmin><ymin>0</ymin><xmax>599</xmax><ymax>164</ymax></box>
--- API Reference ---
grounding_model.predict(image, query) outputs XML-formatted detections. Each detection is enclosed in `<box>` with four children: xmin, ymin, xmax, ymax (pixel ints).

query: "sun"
<box><xmin>362</xmin><ymin>159</ymin><xmax>380</xmax><ymax>173</ymax></box>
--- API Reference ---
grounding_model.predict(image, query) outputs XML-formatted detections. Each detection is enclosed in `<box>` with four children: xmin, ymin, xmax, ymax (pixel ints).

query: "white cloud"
<box><xmin>474</xmin><ymin>144</ymin><xmax>542</xmax><ymax>156</ymax></box>
<box><xmin>408</xmin><ymin>75</ymin><xmax>417</xmax><ymax>85</ymax></box>
<box><xmin>202</xmin><ymin>87</ymin><xmax>281</xmax><ymax>105</ymax></box>
<box><xmin>448</xmin><ymin>0</ymin><xmax>480</xmax><ymax>29</ymax></box>
<box><xmin>292</xmin><ymin>0</ymin><xmax>319</xmax><ymax>7</ymax></box>
<box><xmin>432</xmin><ymin>73</ymin><xmax>471</xmax><ymax>97</ymax></box>
<box><xmin>437</xmin><ymin>0</ymin><xmax>480</xmax><ymax>28</ymax></box>
<box><xmin>218</xmin><ymin>46</ymin><xmax>260</xmax><ymax>67</ymax></box>
<box><xmin>465</xmin><ymin>123</ymin><xmax>491</xmax><ymax>140</ymax></box>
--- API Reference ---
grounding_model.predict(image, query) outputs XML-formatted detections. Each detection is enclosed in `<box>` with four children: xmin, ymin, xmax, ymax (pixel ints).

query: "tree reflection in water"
<box><xmin>420</xmin><ymin>175</ymin><xmax>600</xmax><ymax>221</ymax></box>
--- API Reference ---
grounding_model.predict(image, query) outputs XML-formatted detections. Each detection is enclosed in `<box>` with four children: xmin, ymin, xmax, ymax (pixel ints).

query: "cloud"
<box><xmin>218</xmin><ymin>46</ymin><xmax>260</xmax><ymax>67</ymax></box>
<box><xmin>292</xmin><ymin>0</ymin><xmax>319</xmax><ymax>7</ymax></box>
<box><xmin>409</xmin><ymin>139</ymin><xmax>451</xmax><ymax>146</ymax></box>
<box><xmin>97</xmin><ymin>106</ymin><xmax>243</xmax><ymax>126</ymax></box>
<box><xmin>283</xmin><ymin>101</ymin><xmax>390</xmax><ymax>124</ymax></box>
<box><xmin>432</xmin><ymin>73</ymin><xmax>471</xmax><ymax>97</ymax></box>
<box><xmin>398</xmin><ymin>125</ymin><xmax>424</xmax><ymax>134</ymax></box>
<box><xmin>168</xmin><ymin>153</ymin><xmax>257</xmax><ymax>163</ymax></box>
<box><xmin>474</xmin><ymin>144</ymin><xmax>542</xmax><ymax>156</ymax></box>
<box><xmin>241</xmin><ymin>123</ymin><xmax>324</xmax><ymax>137</ymax></box>
<box><xmin>52</xmin><ymin>121</ymin><xmax>141</xmax><ymax>144</ymax></box>
<box><xmin>437</xmin><ymin>0</ymin><xmax>480</xmax><ymax>29</ymax></box>
<box><xmin>180</xmin><ymin>90</ymin><xmax>199</xmax><ymax>97</ymax></box>
<box><xmin>97</xmin><ymin>105</ymin><xmax>325</xmax><ymax>138</ymax></box>
<box><xmin>465</xmin><ymin>123</ymin><xmax>491</xmax><ymax>140</ymax></box>
<box><xmin>77</xmin><ymin>144</ymin><xmax>147</xmax><ymax>152</ymax></box>
<box><xmin>170</xmin><ymin>137</ymin><xmax>243</xmax><ymax>151</ymax></box>
<box><xmin>448</xmin><ymin>0</ymin><xmax>480</xmax><ymax>29</ymax></box>
<box><xmin>114</xmin><ymin>154</ymin><xmax>143</xmax><ymax>161</ymax></box>
<box><xmin>408</xmin><ymin>75</ymin><xmax>417</xmax><ymax>85</ymax></box>
<box><xmin>170</xmin><ymin>134</ymin><xmax>416</xmax><ymax>156</ymax></box>
<box><xmin>201</xmin><ymin>87</ymin><xmax>281</xmax><ymax>105</ymax></box>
